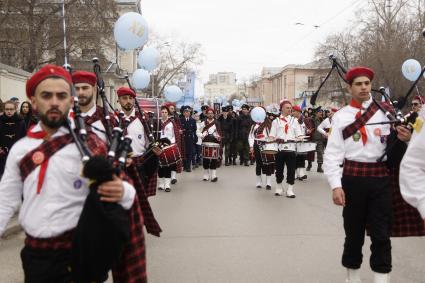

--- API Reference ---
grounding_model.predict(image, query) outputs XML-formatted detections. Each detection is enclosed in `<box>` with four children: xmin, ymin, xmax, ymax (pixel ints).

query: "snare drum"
<box><xmin>296</xmin><ymin>142</ymin><xmax>316</xmax><ymax>153</ymax></box>
<box><xmin>259</xmin><ymin>142</ymin><xmax>277</xmax><ymax>165</ymax></box>
<box><xmin>278</xmin><ymin>142</ymin><xmax>296</xmax><ymax>151</ymax></box>
<box><xmin>202</xmin><ymin>142</ymin><xmax>220</xmax><ymax>159</ymax></box>
<box><xmin>159</xmin><ymin>144</ymin><xmax>182</xmax><ymax>167</ymax></box>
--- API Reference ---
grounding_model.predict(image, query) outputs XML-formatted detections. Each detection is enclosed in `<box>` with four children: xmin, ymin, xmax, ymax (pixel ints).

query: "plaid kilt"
<box><xmin>343</xmin><ymin>159</ymin><xmax>388</xmax><ymax>177</ymax></box>
<box><xmin>389</xmin><ymin>167</ymin><xmax>425</xmax><ymax>237</ymax></box>
<box><xmin>25</xmin><ymin>230</ymin><xmax>73</xmax><ymax>250</ymax></box>
<box><xmin>112</xmin><ymin>197</ymin><xmax>147</xmax><ymax>283</ymax></box>
<box><xmin>132</xmin><ymin>156</ymin><xmax>158</xmax><ymax>197</ymax></box>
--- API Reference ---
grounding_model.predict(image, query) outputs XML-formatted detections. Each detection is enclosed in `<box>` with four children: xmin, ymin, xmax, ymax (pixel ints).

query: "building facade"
<box><xmin>204</xmin><ymin>72</ymin><xmax>238</xmax><ymax>101</ymax></box>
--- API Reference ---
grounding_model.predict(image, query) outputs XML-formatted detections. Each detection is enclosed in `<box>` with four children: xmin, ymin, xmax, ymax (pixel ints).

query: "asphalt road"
<box><xmin>1</xmin><ymin>163</ymin><xmax>424</xmax><ymax>283</ymax></box>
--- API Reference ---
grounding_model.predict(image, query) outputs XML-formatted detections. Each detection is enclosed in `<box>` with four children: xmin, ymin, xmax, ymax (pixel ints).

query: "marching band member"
<box><xmin>116</xmin><ymin>87</ymin><xmax>160</xmax><ymax>197</ymax></box>
<box><xmin>158</xmin><ymin>105</ymin><xmax>181</xmax><ymax>192</ymax></box>
<box><xmin>0</xmin><ymin>65</ymin><xmax>148</xmax><ymax>282</ymax></box>
<box><xmin>317</xmin><ymin>107</ymin><xmax>338</xmax><ymax>139</ymax></box>
<box><xmin>164</xmin><ymin>102</ymin><xmax>183</xmax><ymax>184</ymax></box>
<box><xmin>197</xmin><ymin>108</ymin><xmax>222</xmax><ymax>182</ymax></box>
<box><xmin>269</xmin><ymin>100</ymin><xmax>302</xmax><ymax>198</ymax></box>
<box><xmin>292</xmin><ymin>105</ymin><xmax>308</xmax><ymax>181</ymax></box>
<box><xmin>72</xmin><ymin>70</ymin><xmax>108</xmax><ymax>142</ymax></box>
<box><xmin>323</xmin><ymin>66</ymin><xmax>411</xmax><ymax>283</ymax></box>
<box><xmin>249</xmin><ymin>110</ymin><xmax>274</xmax><ymax>189</ymax></box>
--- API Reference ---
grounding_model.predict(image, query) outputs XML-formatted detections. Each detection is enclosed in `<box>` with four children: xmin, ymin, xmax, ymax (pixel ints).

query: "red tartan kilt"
<box><xmin>25</xmin><ymin>230</ymin><xmax>73</xmax><ymax>250</ymax></box>
<box><xmin>389</xmin><ymin>167</ymin><xmax>425</xmax><ymax>237</ymax></box>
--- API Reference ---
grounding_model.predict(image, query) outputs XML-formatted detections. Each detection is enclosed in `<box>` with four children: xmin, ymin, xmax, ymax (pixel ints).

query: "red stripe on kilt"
<box><xmin>343</xmin><ymin>159</ymin><xmax>388</xmax><ymax>177</ymax></box>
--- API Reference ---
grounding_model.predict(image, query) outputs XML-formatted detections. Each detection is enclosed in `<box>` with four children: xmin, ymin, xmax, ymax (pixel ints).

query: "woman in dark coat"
<box><xmin>19</xmin><ymin>101</ymin><xmax>38</xmax><ymax>131</ymax></box>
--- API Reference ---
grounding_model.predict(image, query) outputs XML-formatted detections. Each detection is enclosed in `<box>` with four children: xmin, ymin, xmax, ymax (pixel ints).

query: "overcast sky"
<box><xmin>141</xmin><ymin>0</ymin><xmax>365</xmax><ymax>82</ymax></box>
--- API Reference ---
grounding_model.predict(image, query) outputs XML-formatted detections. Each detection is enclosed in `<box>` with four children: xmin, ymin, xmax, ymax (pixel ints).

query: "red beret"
<box><xmin>292</xmin><ymin>105</ymin><xmax>302</xmax><ymax>112</ymax></box>
<box><xmin>331</xmin><ymin>107</ymin><xmax>339</xmax><ymax>113</ymax></box>
<box><xmin>206</xmin><ymin>107</ymin><xmax>214</xmax><ymax>113</ymax></box>
<box><xmin>345</xmin><ymin>66</ymin><xmax>374</xmax><ymax>84</ymax></box>
<box><xmin>279</xmin><ymin>99</ymin><xmax>292</xmax><ymax>110</ymax></box>
<box><xmin>26</xmin><ymin>64</ymin><xmax>72</xmax><ymax>99</ymax></box>
<box><xmin>72</xmin><ymin>71</ymin><xmax>97</xmax><ymax>86</ymax></box>
<box><xmin>163</xmin><ymin>102</ymin><xmax>176</xmax><ymax>109</ymax></box>
<box><xmin>413</xmin><ymin>95</ymin><xmax>425</xmax><ymax>104</ymax></box>
<box><xmin>117</xmin><ymin>87</ymin><xmax>136</xmax><ymax>98</ymax></box>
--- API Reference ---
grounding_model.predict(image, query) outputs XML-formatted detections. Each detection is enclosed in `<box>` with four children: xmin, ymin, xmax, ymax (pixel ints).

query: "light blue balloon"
<box><xmin>402</xmin><ymin>59</ymin><xmax>421</xmax><ymax>82</ymax></box>
<box><xmin>165</xmin><ymin>85</ymin><xmax>183</xmax><ymax>102</ymax></box>
<box><xmin>114</xmin><ymin>12</ymin><xmax>149</xmax><ymax>50</ymax></box>
<box><xmin>132</xmin><ymin>69</ymin><xmax>150</xmax><ymax>90</ymax></box>
<box><xmin>138</xmin><ymin>47</ymin><xmax>160</xmax><ymax>71</ymax></box>
<box><xmin>250</xmin><ymin>107</ymin><xmax>266</xmax><ymax>123</ymax></box>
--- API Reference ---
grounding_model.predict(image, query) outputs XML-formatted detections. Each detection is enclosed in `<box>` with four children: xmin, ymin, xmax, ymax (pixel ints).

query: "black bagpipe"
<box><xmin>311</xmin><ymin>55</ymin><xmax>420</xmax><ymax>163</ymax></box>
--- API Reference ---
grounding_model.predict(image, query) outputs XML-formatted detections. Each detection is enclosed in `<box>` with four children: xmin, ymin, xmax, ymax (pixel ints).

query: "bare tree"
<box><xmin>0</xmin><ymin>0</ymin><xmax>117</xmax><ymax>72</ymax></box>
<box><xmin>144</xmin><ymin>33</ymin><xmax>204</xmax><ymax>97</ymax></box>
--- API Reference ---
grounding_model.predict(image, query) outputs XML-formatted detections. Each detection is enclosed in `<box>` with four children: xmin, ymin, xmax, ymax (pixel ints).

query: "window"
<box><xmin>82</xmin><ymin>48</ymin><xmax>97</xmax><ymax>60</ymax></box>
<box><xmin>308</xmin><ymin>76</ymin><xmax>314</xmax><ymax>88</ymax></box>
<box><xmin>219</xmin><ymin>76</ymin><xmax>226</xmax><ymax>83</ymax></box>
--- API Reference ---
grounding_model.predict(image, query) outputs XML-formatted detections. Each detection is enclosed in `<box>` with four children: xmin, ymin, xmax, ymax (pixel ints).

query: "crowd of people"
<box><xmin>0</xmin><ymin>64</ymin><xmax>424</xmax><ymax>283</ymax></box>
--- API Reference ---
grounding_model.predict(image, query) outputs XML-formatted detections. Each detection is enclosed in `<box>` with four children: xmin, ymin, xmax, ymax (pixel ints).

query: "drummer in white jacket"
<box><xmin>249</xmin><ymin>112</ymin><xmax>275</xmax><ymax>190</ymax></box>
<box><xmin>197</xmin><ymin>108</ymin><xmax>221</xmax><ymax>182</ymax></box>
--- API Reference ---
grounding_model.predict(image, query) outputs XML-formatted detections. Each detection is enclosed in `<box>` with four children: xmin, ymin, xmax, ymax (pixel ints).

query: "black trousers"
<box><xmin>275</xmin><ymin>151</ymin><xmax>296</xmax><ymax>185</ymax></box>
<box><xmin>203</xmin><ymin>158</ymin><xmax>217</xmax><ymax>169</ymax></box>
<box><xmin>296</xmin><ymin>154</ymin><xmax>306</xmax><ymax>168</ymax></box>
<box><xmin>21</xmin><ymin>246</ymin><xmax>74</xmax><ymax>283</ymax></box>
<box><xmin>158</xmin><ymin>166</ymin><xmax>171</xmax><ymax>178</ymax></box>
<box><xmin>254</xmin><ymin>143</ymin><xmax>273</xmax><ymax>176</ymax></box>
<box><xmin>341</xmin><ymin>175</ymin><xmax>392</xmax><ymax>273</ymax></box>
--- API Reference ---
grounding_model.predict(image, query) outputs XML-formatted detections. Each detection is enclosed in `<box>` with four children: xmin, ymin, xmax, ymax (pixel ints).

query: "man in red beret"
<box><xmin>197</xmin><ymin>107</ymin><xmax>222</xmax><ymax>181</ymax></box>
<box><xmin>72</xmin><ymin>70</ymin><xmax>109</xmax><ymax>142</ymax></box>
<box><xmin>116</xmin><ymin>86</ymin><xmax>160</xmax><ymax>196</ymax></box>
<box><xmin>411</xmin><ymin>95</ymin><xmax>424</xmax><ymax>113</ymax></box>
<box><xmin>0</xmin><ymin>64</ymin><xmax>147</xmax><ymax>282</ymax></box>
<box><xmin>323</xmin><ymin>66</ymin><xmax>412</xmax><ymax>283</ymax></box>
<box><xmin>269</xmin><ymin>100</ymin><xmax>302</xmax><ymax>198</ymax></box>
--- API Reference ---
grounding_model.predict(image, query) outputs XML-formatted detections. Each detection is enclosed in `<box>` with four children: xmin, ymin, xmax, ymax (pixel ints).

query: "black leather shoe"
<box><xmin>266</xmin><ymin>185</ymin><xmax>271</xmax><ymax>190</ymax></box>
<box><xmin>317</xmin><ymin>167</ymin><xmax>324</xmax><ymax>173</ymax></box>
<box><xmin>165</xmin><ymin>187</ymin><xmax>171</xmax><ymax>192</ymax></box>
<box><xmin>244</xmin><ymin>161</ymin><xmax>249</xmax><ymax>166</ymax></box>
<box><xmin>302</xmin><ymin>175</ymin><xmax>307</xmax><ymax>180</ymax></box>
<box><xmin>171</xmin><ymin>179</ymin><xmax>177</xmax><ymax>184</ymax></box>
<box><xmin>211</xmin><ymin>177</ymin><xmax>218</xmax><ymax>182</ymax></box>
<box><xmin>158</xmin><ymin>187</ymin><xmax>164</xmax><ymax>191</ymax></box>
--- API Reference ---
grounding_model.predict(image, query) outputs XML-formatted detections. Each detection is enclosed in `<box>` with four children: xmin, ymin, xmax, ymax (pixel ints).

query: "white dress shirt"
<box><xmin>317</xmin><ymin>117</ymin><xmax>331</xmax><ymax>136</ymax></box>
<box><xmin>80</xmin><ymin>104</ymin><xmax>107</xmax><ymax>142</ymax></box>
<box><xmin>269</xmin><ymin>115</ymin><xmax>302</xmax><ymax>141</ymax></box>
<box><xmin>323</xmin><ymin>97</ymin><xmax>391</xmax><ymax>189</ymax></box>
<box><xmin>125</xmin><ymin>109</ymin><xmax>149</xmax><ymax>157</ymax></box>
<box><xmin>197</xmin><ymin>119</ymin><xmax>220</xmax><ymax>140</ymax></box>
<box><xmin>161</xmin><ymin>119</ymin><xmax>176</xmax><ymax>144</ymax></box>
<box><xmin>0</xmin><ymin>123</ymin><xmax>136</xmax><ymax>238</ymax></box>
<box><xmin>400</xmin><ymin>124</ymin><xmax>425</xmax><ymax>218</ymax></box>
<box><xmin>248</xmin><ymin>124</ymin><xmax>270</xmax><ymax>148</ymax></box>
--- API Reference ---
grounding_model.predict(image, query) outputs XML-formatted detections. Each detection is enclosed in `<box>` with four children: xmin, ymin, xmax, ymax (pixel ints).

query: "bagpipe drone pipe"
<box><xmin>63</xmin><ymin>63</ymin><xmax>160</xmax><ymax>283</ymax></box>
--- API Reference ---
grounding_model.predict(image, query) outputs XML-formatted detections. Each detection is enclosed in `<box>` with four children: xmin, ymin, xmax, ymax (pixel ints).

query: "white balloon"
<box><xmin>132</xmin><ymin>69</ymin><xmax>150</xmax><ymax>90</ymax></box>
<box><xmin>402</xmin><ymin>59</ymin><xmax>422</xmax><ymax>82</ymax></box>
<box><xmin>165</xmin><ymin>85</ymin><xmax>183</xmax><ymax>102</ymax></box>
<box><xmin>114</xmin><ymin>12</ymin><xmax>149</xmax><ymax>50</ymax></box>
<box><xmin>138</xmin><ymin>47</ymin><xmax>160</xmax><ymax>71</ymax></box>
<box><xmin>250</xmin><ymin>107</ymin><xmax>266</xmax><ymax>123</ymax></box>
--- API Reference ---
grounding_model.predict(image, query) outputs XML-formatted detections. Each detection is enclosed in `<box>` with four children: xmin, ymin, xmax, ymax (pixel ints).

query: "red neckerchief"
<box><xmin>279</xmin><ymin>116</ymin><xmax>289</xmax><ymax>134</ymax></box>
<box><xmin>350</xmin><ymin>99</ymin><xmax>367</xmax><ymax>145</ymax></box>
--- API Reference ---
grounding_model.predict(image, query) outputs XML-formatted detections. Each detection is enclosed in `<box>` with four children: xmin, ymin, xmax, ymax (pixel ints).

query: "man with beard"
<box><xmin>117</xmin><ymin>87</ymin><xmax>160</xmax><ymax>197</ymax></box>
<box><xmin>217</xmin><ymin>106</ymin><xmax>234</xmax><ymax>166</ymax></box>
<box><xmin>72</xmin><ymin>70</ymin><xmax>108</xmax><ymax>142</ymax></box>
<box><xmin>197</xmin><ymin>108</ymin><xmax>221</xmax><ymax>182</ymax></box>
<box><xmin>236</xmin><ymin>104</ymin><xmax>253</xmax><ymax>166</ymax></box>
<box><xmin>0</xmin><ymin>64</ymin><xmax>147</xmax><ymax>282</ymax></box>
<box><xmin>0</xmin><ymin>100</ymin><xmax>26</xmax><ymax>175</ymax></box>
